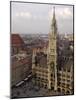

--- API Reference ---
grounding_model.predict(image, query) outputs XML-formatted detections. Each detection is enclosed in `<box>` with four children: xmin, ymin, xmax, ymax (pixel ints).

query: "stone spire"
<box><xmin>51</xmin><ymin>7</ymin><xmax>57</xmax><ymax>35</ymax></box>
<box><xmin>47</xmin><ymin>6</ymin><xmax>57</xmax><ymax>91</ymax></box>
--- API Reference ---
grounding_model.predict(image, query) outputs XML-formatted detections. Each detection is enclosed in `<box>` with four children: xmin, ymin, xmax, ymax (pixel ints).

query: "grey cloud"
<box><xmin>11</xmin><ymin>2</ymin><xmax>73</xmax><ymax>34</ymax></box>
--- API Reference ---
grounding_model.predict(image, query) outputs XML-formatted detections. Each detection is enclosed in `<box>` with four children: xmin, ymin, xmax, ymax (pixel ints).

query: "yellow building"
<box><xmin>32</xmin><ymin>7</ymin><xmax>74</xmax><ymax>95</ymax></box>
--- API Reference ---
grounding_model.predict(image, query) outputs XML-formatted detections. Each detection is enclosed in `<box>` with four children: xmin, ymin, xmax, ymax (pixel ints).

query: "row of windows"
<box><xmin>58</xmin><ymin>71</ymin><xmax>71</xmax><ymax>75</ymax></box>
<box><xmin>57</xmin><ymin>88</ymin><xmax>71</xmax><ymax>94</ymax></box>
<box><xmin>35</xmin><ymin>77</ymin><xmax>48</xmax><ymax>82</ymax></box>
<box><xmin>35</xmin><ymin>74</ymin><xmax>47</xmax><ymax>79</ymax></box>
<box><xmin>58</xmin><ymin>81</ymin><xmax>71</xmax><ymax>86</ymax></box>
<box><xmin>58</xmin><ymin>77</ymin><xmax>71</xmax><ymax>83</ymax></box>
<box><xmin>58</xmin><ymin>84</ymin><xmax>70</xmax><ymax>89</ymax></box>
<box><xmin>58</xmin><ymin>73</ymin><xmax>72</xmax><ymax>79</ymax></box>
<box><xmin>35</xmin><ymin>72</ymin><xmax>48</xmax><ymax>77</ymax></box>
<box><xmin>33</xmin><ymin>73</ymin><xmax>71</xmax><ymax>82</ymax></box>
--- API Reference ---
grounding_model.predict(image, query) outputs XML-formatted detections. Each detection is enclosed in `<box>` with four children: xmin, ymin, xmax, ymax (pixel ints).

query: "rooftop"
<box><xmin>11</xmin><ymin>34</ymin><xmax>25</xmax><ymax>47</ymax></box>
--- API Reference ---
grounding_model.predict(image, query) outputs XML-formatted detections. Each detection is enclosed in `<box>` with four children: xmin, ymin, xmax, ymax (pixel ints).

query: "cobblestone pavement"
<box><xmin>11</xmin><ymin>79</ymin><xmax>62</xmax><ymax>98</ymax></box>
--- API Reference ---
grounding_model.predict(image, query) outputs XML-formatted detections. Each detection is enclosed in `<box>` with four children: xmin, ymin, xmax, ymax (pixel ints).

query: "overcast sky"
<box><xmin>11</xmin><ymin>2</ymin><xmax>73</xmax><ymax>34</ymax></box>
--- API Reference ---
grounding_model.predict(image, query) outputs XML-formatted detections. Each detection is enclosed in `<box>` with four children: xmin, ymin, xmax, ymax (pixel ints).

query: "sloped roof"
<box><xmin>11</xmin><ymin>34</ymin><xmax>25</xmax><ymax>47</ymax></box>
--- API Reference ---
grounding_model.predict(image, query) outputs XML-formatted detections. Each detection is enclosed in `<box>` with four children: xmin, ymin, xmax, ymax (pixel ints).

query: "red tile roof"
<box><xmin>11</xmin><ymin>34</ymin><xmax>25</xmax><ymax>47</ymax></box>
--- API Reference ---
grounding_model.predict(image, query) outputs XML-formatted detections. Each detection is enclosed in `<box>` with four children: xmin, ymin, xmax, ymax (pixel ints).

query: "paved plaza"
<box><xmin>11</xmin><ymin>79</ymin><xmax>62</xmax><ymax>99</ymax></box>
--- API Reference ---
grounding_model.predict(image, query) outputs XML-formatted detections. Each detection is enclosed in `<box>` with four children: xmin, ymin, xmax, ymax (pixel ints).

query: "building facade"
<box><xmin>32</xmin><ymin>7</ymin><xmax>74</xmax><ymax>95</ymax></box>
<box><xmin>11</xmin><ymin>56</ymin><xmax>32</xmax><ymax>86</ymax></box>
<box><xmin>11</xmin><ymin>34</ymin><xmax>32</xmax><ymax>86</ymax></box>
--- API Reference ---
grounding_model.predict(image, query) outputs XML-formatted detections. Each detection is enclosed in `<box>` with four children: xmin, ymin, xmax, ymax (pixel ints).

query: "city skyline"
<box><xmin>11</xmin><ymin>3</ymin><xmax>74</xmax><ymax>97</ymax></box>
<box><xmin>11</xmin><ymin>2</ymin><xmax>73</xmax><ymax>34</ymax></box>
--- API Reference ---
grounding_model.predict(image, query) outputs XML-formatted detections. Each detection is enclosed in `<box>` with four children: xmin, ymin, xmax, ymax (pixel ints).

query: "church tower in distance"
<box><xmin>47</xmin><ymin>7</ymin><xmax>57</xmax><ymax>91</ymax></box>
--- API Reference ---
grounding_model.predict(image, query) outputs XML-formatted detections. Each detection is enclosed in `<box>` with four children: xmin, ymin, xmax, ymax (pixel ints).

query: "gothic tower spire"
<box><xmin>51</xmin><ymin>6</ymin><xmax>57</xmax><ymax>35</ymax></box>
<box><xmin>47</xmin><ymin>6</ymin><xmax>57</xmax><ymax>91</ymax></box>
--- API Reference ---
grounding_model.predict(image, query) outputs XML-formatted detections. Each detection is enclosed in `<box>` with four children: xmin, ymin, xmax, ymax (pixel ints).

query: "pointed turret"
<box><xmin>51</xmin><ymin>7</ymin><xmax>57</xmax><ymax>35</ymax></box>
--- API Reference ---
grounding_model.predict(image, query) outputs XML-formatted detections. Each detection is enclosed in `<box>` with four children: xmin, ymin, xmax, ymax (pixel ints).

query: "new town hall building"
<box><xmin>32</xmin><ymin>7</ymin><xmax>74</xmax><ymax>95</ymax></box>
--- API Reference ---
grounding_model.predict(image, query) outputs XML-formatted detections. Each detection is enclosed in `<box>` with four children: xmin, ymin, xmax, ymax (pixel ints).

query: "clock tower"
<box><xmin>47</xmin><ymin>7</ymin><xmax>57</xmax><ymax>90</ymax></box>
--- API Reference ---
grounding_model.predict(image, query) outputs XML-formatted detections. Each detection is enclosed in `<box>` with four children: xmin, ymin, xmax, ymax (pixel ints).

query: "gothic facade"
<box><xmin>32</xmin><ymin>7</ymin><xmax>73</xmax><ymax>95</ymax></box>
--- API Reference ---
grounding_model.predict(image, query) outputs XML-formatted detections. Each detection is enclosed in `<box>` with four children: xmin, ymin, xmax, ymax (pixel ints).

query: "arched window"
<box><xmin>51</xmin><ymin>86</ymin><xmax>54</xmax><ymax>90</ymax></box>
<box><xmin>62</xmin><ymin>89</ymin><xmax>65</xmax><ymax>93</ymax></box>
<box><xmin>45</xmin><ymin>84</ymin><xmax>47</xmax><ymax>88</ymax></box>
<box><xmin>58</xmin><ymin>88</ymin><xmax>61</xmax><ymax>92</ymax></box>
<box><xmin>66</xmin><ymin>90</ymin><xmax>70</xmax><ymax>94</ymax></box>
<box><xmin>50</xmin><ymin>62</ymin><xmax>54</xmax><ymax>69</ymax></box>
